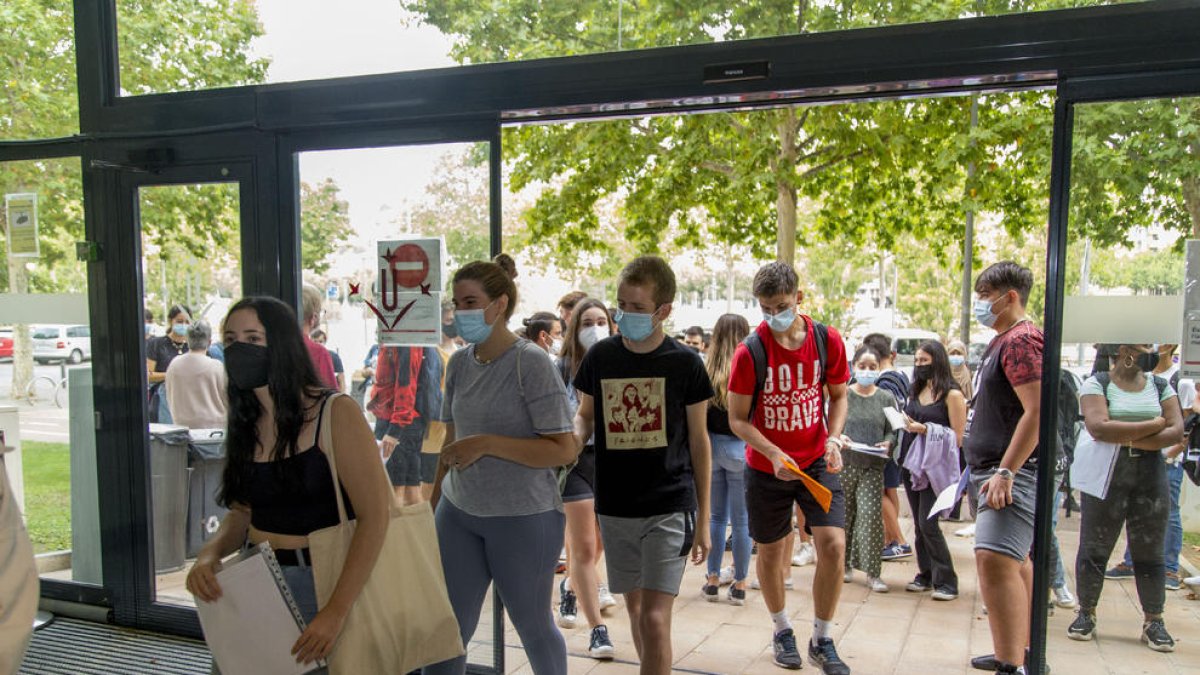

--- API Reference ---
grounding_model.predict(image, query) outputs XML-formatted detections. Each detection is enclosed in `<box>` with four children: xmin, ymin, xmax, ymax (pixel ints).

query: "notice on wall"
<box><xmin>1182</xmin><ymin>240</ymin><xmax>1200</xmax><ymax>379</ymax></box>
<box><xmin>350</xmin><ymin>237</ymin><xmax>445</xmax><ymax>346</ymax></box>
<box><xmin>4</xmin><ymin>193</ymin><xmax>39</xmax><ymax>258</ymax></box>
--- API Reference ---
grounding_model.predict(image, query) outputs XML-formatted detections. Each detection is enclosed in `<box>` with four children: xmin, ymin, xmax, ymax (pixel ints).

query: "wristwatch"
<box><xmin>994</xmin><ymin>468</ymin><xmax>1015</xmax><ymax>481</ymax></box>
<box><xmin>825</xmin><ymin>437</ymin><xmax>844</xmax><ymax>451</ymax></box>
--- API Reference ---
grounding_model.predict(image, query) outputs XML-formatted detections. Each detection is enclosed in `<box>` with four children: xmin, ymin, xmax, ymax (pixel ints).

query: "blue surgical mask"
<box><xmin>613</xmin><ymin>308</ymin><xmax>657</xmax><ymax>342</ymax></box>
<box><xmin>454</xmin><ymin>304</ymin><xmax>496</xmax><ymax>344</ymax></box>
<box><xmin>855</xmin><ymin>370</ymin><xmax>879</xmax><ymax>386</ymax></box>
<box><xmin>973</xmin><ymin>298</ymin><xmax>998</xmax><ymax>328</ymax></box>
<box><xmin>763</xmin><ymin>307</ymin><xmax>797</xmax><ymax>332</ymax></box>
<box><xmin>949</xmin><ymin>355</ymin><xmax>966</xmax><ymax>368</ymax></box>
<box><xmin>171</xmin><ymin>323</ymin><xmax>189</xmax><ymax>337</ymax></box>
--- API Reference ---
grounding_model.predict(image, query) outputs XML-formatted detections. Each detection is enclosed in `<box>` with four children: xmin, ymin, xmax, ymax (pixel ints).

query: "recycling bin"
<box><xmin>186</xmin><ymin>429</ymin><xmax>228</xmax><ymax>559</ymax></box>
<box><xmin>148</xmin><ymin>424</ymin><xmax>190</xmax><ymax>573</ymax></box>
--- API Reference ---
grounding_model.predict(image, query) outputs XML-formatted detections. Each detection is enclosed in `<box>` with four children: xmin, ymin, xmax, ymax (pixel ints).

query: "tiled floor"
<box><xmin>498</xmin><ymin>510</ymin><xmax>1200</xmax><ymax>674</ymax></box>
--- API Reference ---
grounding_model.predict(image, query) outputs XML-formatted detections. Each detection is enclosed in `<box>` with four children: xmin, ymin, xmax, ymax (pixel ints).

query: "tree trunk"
<box><xmin>6</xmin><ymin>258</ymin><xmax>33</xmax><ymax>400</ymax></box>
<box><xmin>1183</xmin><ymin>174</ymin><xmax>1200</xmax><ymax>239</ymax></box>
<box><xmin>775</xmin><ymin>108</ymin><xmax>801</xmax><ymax>265</ymax></box>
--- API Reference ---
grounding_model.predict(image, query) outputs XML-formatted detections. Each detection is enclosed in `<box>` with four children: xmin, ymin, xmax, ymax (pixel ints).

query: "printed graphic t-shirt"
<box><xmin>574</xmin><ymin>335</ymin><xmax>714</xmax><ymax>518</ymax></box>
<box><xmin>728</xmin><ymin>317</ymin><xmax>850</xmax><ymax>474</ymax></box>
<box><xmin>963</xmin><ymin>320</ymin><xmax>1044</xmax><ymax>470</ymax></box>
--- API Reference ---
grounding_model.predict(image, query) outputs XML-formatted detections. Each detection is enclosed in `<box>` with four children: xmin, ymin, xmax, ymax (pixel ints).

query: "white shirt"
<box><xmin>165</xmin><ymin>351</ymin><xmax>229</xmax><ymax>429</ymax></box>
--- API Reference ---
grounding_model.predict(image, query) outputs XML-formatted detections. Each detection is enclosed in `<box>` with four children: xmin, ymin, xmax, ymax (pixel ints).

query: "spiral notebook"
<box><xmin>195</xmin><ymin>542</ymin><xmax>324</xmax><ymax>675</ymax></box>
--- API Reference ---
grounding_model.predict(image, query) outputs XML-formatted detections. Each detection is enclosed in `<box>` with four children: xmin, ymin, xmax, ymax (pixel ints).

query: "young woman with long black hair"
<box><xmin>900</xmin><ymin>340</ymin><xmax>966</xmax><ymax>601</ymax></box>
<box><xmin>185</xmin><ymin>297</ymin><xmax>392</xmax><ymax>669</ymax></box>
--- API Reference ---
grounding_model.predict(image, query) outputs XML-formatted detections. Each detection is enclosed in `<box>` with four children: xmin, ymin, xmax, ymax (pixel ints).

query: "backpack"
<box><xmin>743</xmin><ymin>320</ymin><xmax>828</xmax><ymax>422</ymax></box>
<box><xmin>1056</xmin><ymin>369</ymin><xmax>1083</xmax><ymax>465</ymax></box>
<box><xmin>1183</xmin><ymin>412</ymin><xmax>1200</xmax><ymax>486</ymax></box>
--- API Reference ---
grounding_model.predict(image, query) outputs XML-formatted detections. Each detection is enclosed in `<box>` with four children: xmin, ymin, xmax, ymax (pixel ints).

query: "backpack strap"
<box><xmin>743</xmin><ymin>332</ymin><xmax>768</xmax><ymax>421</ymax></box>
<box><xmin>1095</xmin><ymin>371</ymin><xmax>1169</xmax><ymax>401</ymax></box>
<box><xmin>812</xmin><ymin>321</ymin><xmax>829</xmax><ymax>386</ymax></box>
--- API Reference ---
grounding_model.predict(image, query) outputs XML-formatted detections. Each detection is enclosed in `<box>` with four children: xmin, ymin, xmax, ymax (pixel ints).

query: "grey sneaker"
<box><xmin>931</xmin><ymin>587</ymin><xmax>958</xmax><ymax>601</ymax></box>
<box><xmin>808</xmin><ymin>637</ymin><xmax>850</xmax><ymax>675</ymax></box>
<box><xmin>1142</xmin><ymin>619</ymin><xmax>1175</xmax><ymax>653</ymax></box>
<box><xmin>772</xmin><ymin>628</ymin><xmax>803</xmax><ymax>670</ymax></box>
<box><xmin>1067</xmin><ymin>610</ymin><xmax>1095</xmax><ymax>641</ymax></box>
<box><xmin>557</xmin><ymin>578</ymin><xmax>577</xmax><ymax>629</ymax></box>
<box><xmin>588</xmin><ymin>625</ymin><xmax>615</xmax><ymax>659</ymax></box>
<box><xmin>905</xmin><ymin>577</ymin><xmax>932</xmax><ymax>593</ymax></box>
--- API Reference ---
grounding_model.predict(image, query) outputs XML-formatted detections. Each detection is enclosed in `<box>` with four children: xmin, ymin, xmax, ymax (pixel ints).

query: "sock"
<box><xmin>771</xmin><ymin>609</ymin><xmax>792</xmax><ymax>634</ymax></box>
<box><xmin>812</xmin><ymin>618</ymin><xmax>832</xmax><ymax>644</ymax></box>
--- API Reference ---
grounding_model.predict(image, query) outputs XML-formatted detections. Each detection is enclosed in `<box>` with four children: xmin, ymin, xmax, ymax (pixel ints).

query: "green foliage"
<box><xmin>21</xmin><ymin>440</ymin><xmax>71</xmax><ymax>554</ymax></box>
<box><xmin>895</xmin><ymin>238</ymin><xmax>963</xmax><ymax>339</ymax></box>
<box><xmin>407</xmin><ymin>147</ymin><xmax>492</xmax><ymax>274</ymax></box>
<box><xmin>1089</xmin><ymin>247</ymin><xmax>1184</xmax><ymax>295</ymax></box>
<box><xmin>799</xmin><ymin>236</ymin><xmax>872</xmax><ymax>332</ymax></box>
<box><xmin>300</xmin><ymin>178</ymin><xmax>353</xmax><ymax>275</ymax></box>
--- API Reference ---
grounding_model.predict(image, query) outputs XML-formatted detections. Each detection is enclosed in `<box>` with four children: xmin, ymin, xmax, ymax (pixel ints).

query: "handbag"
<box><xmin>307</xmin><ymin>394</ymin><xmax>464</xmax><ymax>674</ymax></box>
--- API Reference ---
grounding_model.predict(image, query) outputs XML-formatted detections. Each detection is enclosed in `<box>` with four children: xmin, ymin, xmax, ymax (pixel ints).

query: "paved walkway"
<box><xmin>489</xmin><ymin>510</ymin><xmax>1200</xmax><ymax>674</ymax></box>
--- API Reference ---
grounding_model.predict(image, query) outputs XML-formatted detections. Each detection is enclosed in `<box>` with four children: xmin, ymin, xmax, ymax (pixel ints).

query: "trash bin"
<box><xmin>149</xmin><ymin>424</ymin><xmax>190</xmax><ymax>574</ymax></box>
<box><xmin>186</xmin><ymin>429</ymin><xmax>228</xmax><ymax>559</ymax></box>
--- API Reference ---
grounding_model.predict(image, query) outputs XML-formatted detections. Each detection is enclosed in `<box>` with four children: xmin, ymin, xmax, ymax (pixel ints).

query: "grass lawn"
<box><xmin>21</xmin><ymin>440</ymin><xmax>71</xmax><ymax>553</ymax></box>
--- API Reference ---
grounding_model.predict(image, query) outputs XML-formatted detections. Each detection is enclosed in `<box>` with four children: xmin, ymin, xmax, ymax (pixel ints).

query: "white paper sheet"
<box><xmin>1070</xmin><ymin>431</ymin><xmax>1120</xmax><ymax>500</ymax></box>
<box><xmin>928</xmin><ymin>471</ymin><xmax>970</xmax><ymax>519</ymax></box>
<box><xmin>195</xmin><ymin>552</ymin><xmax>320</xmax><ymax>675</ymax></box>
<box><xmin>846</xmin><ymin>442</ymin><xmax>889</xmax><ymax>458</ymax></box>
<box><xmin>882</xmin><ymin>406</ymin><xmax>907</xmax><ymax>432</ymax></box>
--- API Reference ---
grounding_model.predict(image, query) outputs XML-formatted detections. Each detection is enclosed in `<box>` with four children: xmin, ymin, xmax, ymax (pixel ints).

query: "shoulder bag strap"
<box><xmin>318</xmin><ymin>392</ymin><xmax>351</xmax><ymax>524</ymax></box>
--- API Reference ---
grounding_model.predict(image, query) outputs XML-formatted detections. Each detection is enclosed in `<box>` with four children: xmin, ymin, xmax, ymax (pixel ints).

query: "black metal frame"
<box><xmin>2</xmin><ymin>1</ymin><xmax>1199</xmax><ymax>670</ymax></box>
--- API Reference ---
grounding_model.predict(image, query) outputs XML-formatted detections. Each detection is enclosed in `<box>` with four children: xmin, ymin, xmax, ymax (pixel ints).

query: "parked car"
<box><xmin>890</xmin><ymin>329</ymin><xmax>943</xmax><ymax>368</ymax></box>
<box><xmin>0</xmin><ymin>329</ymin><xmax>11</xmax><ymax>359</ymax></box>
<box><xmin>32</xmin><ymin>324</ymin><xmax>92</xmax><ymax>364</ymax></box>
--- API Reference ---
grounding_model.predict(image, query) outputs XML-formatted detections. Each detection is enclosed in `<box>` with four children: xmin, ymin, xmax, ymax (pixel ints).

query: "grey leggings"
<box><xmin>1075</xmin><ymin>450</ymin><xmax>1168</xmax><ymax>616</ymax></box>
<box><xmin>424</xmin><ymin>499</ymin><xmax>567</xmax><ymax>675</ymax></box>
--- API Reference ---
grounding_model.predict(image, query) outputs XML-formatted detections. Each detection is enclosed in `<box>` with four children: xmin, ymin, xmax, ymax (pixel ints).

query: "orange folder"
<box><xmin>781</xmin><ymin>457</ymin><xmax>833</xmax><ymax>513</ymax></box>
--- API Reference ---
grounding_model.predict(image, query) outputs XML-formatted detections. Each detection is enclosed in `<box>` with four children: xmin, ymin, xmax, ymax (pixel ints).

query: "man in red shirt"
<box><xmin>301</xmin><ymin>283</ymin><xmax>338</xmax><ymax>390</ymax></box>
<box><xmin>728</xmin><ymin>262</ymin><xmax>851</xmax><ymax>674</ymax></box>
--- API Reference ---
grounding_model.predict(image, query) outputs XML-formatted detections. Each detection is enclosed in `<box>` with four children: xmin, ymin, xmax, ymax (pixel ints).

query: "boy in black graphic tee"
<box><xmin>574</xmin><ymin>256</ymin><xmax>713</xmax><ymax>674</ymax></box>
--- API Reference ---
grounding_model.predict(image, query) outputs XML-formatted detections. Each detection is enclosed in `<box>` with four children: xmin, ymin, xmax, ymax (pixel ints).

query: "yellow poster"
<box><xmin>601</xmin><ymin>377</ymin><xmax>667</xmax><ymax>449</ymax></box>
<box><xmin>5</xmin><ymin>193</ymin><xmax>38</xmax><ymax>258</ymax></box>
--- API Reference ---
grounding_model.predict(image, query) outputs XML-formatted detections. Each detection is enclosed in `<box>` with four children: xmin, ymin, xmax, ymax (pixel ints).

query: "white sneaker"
<box><xmin>1052</xmin><ymin>586</ymin><xmax>1077</xmax><ymax>609</ymax></box>
<box><xmin>791</xmin><ymin>542</ymin><xmax>817</xmax><ymax>567</ymax></box>
<box><xmin>749</xmin><ymin>577</ymin><xmax>794</xmax><ymax>590</ymax></box>
<box><xmin>718</xmin><ymin>566</ymin><xmax>735</xmax><ymax>586</ymax></box>
<box><xmin>597</xmin><ymin>583</ymin><xmax>617</xmax><ymax>611</ymax></box>
<box><xmin>954</xmin><ymin>524</ymin><xmax>976</xmax><ymax>538</ymax></box>
<box><xmin>869</xmin><ymin>577</ymin><xmax>890</xmax><ymax>593</ymax></box>
<box><xmin>843</xmin><ymin>569</ymin><xmax>853</xmax><ymax>583</ymax></box>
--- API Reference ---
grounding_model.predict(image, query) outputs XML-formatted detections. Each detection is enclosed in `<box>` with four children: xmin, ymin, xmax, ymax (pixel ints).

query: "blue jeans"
<box><xmin>1123</xmin><ymin>460</ymin><xmax>1183</xmax><ymax>575</ymax></box>
<box><xmin>706</xmin><ymin>433</ymin><xmax>752</xmax><ymax>582</ymax></box>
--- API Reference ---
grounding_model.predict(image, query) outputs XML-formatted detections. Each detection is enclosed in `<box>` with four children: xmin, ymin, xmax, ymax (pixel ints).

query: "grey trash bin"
<box><xmin>149</xmin><ymin>424</ymin><xmax>190</xmax><ymax>574</ymax></box>
<box><xmin>186</xmin><ymin>429</ymin><xmax>228</xmax><ymax>559</ymax></box>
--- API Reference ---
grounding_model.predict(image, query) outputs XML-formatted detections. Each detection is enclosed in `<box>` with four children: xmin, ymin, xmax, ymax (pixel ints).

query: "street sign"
<box><xmin>5</xmin><ymin>193</ymin><xmax>39</xmax><ymax>259</ymax></box>
<box><xmin>327</xmin><ymin>282</ymin><xmax>338</xmax><ymax>300</ymax></box>
<box><xmin>352</xmin><ymin>237</ymin><xmax>445</xmax><ymax>346</ymax></box>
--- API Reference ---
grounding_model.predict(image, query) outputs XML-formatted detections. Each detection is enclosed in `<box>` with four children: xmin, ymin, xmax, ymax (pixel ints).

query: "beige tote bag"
<box><xmin>308</xmin><ymin>394</ymin><xmax>463</xmax><ymax>674</ymax></box>
<box><xmin>0</xmin><ymin>445</ymin><xmax>38</xmax><ymax>675</ymax></box>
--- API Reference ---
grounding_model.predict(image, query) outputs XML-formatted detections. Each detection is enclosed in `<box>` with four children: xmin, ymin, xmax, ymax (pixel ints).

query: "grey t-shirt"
<box><xmin>439</xmin><ymin>339</ymin><xmax>574</xmax><ymax>517</ymax></box>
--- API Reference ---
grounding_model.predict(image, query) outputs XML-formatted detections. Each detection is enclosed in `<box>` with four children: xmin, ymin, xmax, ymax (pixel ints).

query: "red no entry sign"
<box><xmin>386</xmin><ymin>243</ymin><xmax>430</xmax><ymax>288</ymax></box>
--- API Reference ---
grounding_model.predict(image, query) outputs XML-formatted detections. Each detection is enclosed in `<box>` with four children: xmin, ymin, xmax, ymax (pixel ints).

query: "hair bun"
<box><xmin>493</xmin><ymin>253</ymin><xmax>517</xmax><ymax>280</ymax></box>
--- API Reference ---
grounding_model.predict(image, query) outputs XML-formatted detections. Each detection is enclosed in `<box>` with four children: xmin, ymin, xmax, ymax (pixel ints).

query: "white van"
<box><xmin>890</xmin><ymin>329</ymin><xmax>942</xmax><ymax>368</ymax></box>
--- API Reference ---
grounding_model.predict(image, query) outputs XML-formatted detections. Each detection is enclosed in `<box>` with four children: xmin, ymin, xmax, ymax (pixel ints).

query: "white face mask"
<box><xmin>579</xmin><ymin>325</ymin><xmax>609</xmax><ymax>350</ymax></box>
<box><xmin>550</xmin><ymin>338</ymin><xmax>563</xmax><ymax>356</ymax></box>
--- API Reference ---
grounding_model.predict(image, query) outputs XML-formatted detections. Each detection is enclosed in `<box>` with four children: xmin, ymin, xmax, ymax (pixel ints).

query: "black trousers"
<box><xmin>1075</xmin><ymin>449</ymin><xmax>1168</xmax><ymax>615</ymax></box>
<box><xmin>902</xmin><ymin>468</ymin><xmax>958</xmax><ymax>592</ymax></box>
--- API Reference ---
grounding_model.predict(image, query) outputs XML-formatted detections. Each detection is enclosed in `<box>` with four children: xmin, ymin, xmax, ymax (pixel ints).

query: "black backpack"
<box><xmin>743</xmin><ymin>321</ymin><xmax>829</xmax><ymax>421</ymax></box>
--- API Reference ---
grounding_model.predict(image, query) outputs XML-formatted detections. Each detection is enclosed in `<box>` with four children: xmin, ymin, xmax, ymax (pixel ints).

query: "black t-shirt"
<box><xmin>330</xmin><ymin>351</ymin><xmax>345</xmax><ymax>375</ymax></box>
<box><xmin>963</xmin><ymin>322</ymin><xmax>1046</xmax><ymax>470</ymax></box>
<box><xmin>574</xmin><ymin>335</ymin><xmax>714</xmax><ymax>518</ymax></box>
<box><xmin>147</xmin><ymin>335</ymin><xmax>187</xmax><ymax>373</ymax></box>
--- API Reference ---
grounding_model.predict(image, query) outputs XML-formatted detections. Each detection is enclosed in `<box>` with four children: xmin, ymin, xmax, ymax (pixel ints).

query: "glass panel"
<box><xmin>115</xmin><ymin>0</ymin><xmax>1139</xmax><ymax>95</ymax></box>
<box><xmin>1047</xmin><ymin>95</ymin><xmax>1200</xmax><ymax>672</ymax></box>
<box><xmin>0</xmin><ymin>1</ymin><xmax>78</xmax><ymax>139</ymax></box>
<box><xmin>137</xmin><ymin>182</ymin><xmax>242</xmax><ymax>606</ymax></box>
<box><xmin>0</xmin><ymin>157</ymin><xmax>99</xmax><ymax>586</ymax></box>
<box><xmin>298</xmin><ymin>142</ymin><xmax>494</xmax><ymax>666</ymax></box>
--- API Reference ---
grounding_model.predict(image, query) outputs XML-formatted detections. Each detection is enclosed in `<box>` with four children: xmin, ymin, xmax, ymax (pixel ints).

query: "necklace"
<box><xmin>171</xmin><ymin>339</ymin><xmax>186</xmax><ymax>355</ymax></box>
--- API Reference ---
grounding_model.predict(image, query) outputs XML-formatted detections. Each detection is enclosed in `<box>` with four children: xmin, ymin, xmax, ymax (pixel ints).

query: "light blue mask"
<box><xmin>973</xmin><ymin>298</ymin><xmax>998</xmax><ymax>328</ymax></box>
<box><xmin>171</xmin><ymin>323</ymin><xmax>190</xmax><ymax>337</ymax></box>
<box><xmin>855</xmin><ymin>370</ymin><xmax>879</xmax><ymax>386</ymax></box>
<box><xmin>454</xmin><ymin>306</ymin><xmax>495</xmax><ymax>344</ymax></box>
<box><xmin>949</xmin><ymin>355</ymin><xmax>966</xmax><ymax>368</ymax></box>
<box><xmin>763</xmin><ymin>307</ymin><xmax>797</xmax><ymax>332</ymax></box>
<box><xmin>613</xmin><ymin>309</ymin><xmax>657</xmax><ymax>342</ymax></box>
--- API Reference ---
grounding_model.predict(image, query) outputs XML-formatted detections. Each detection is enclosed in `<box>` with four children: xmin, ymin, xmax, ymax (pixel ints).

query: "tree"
<box><xmin>1</xmin><ymin>0</ymin><xmax>267</xmax><ymax>398</ymax></box>
<box><xmin>799</xmin><ymin>235</ymin><xmax>872</xmax><ymax>333</ymax></box>
<box><xmin>405</xmin><ymin>145</ymin><xmax>492</xmax><ymax>281</ymax></box>
<box><xmin>300</xmin><ymin>178</ymin><xmax>353</xmax><ymax>275</ymax></box>
<box><xmin>895</xmin><ymin>237</ymin><xmax>963</xmax><ymax>339</ymax></box>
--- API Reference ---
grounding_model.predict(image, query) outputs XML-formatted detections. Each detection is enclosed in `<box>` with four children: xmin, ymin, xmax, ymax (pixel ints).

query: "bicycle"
<box><xmin>24</xmin><ymin>363</ymin><xmax>68</xmax><ymax>409</ymax></box>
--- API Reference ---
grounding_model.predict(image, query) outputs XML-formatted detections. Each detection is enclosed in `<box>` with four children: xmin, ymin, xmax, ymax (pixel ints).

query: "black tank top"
<box><xmin>248</xmin><ymin>395</ymin><xmax>355</xmax><ymax>536</ymax></box>
<box><xmin>899</xmin><ymin>389</ymin><xmax>950</xmax><ymax>464</ymax></box>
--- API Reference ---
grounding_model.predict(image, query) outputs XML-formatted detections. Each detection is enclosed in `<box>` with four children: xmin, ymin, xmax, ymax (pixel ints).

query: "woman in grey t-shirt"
<box><xmin>427</xmin><ymin>259</ymin><xmax>578</xmax><ymax>675</ymax></box>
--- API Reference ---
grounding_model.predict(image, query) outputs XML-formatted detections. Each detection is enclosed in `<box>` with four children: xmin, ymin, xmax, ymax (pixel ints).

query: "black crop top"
<box><xmin>248</xmin><ymin>395</ymin><xmax>355</xmax><ymax>535</ymax></box>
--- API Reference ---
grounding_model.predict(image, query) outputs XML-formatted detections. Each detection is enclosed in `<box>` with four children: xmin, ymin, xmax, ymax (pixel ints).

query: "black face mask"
<box><xmin>913</xmin><ymin>364</ymin><xmax>934</xmax><ymax>381</ymax></box>
<box><xmin>223</xmin><ymin>342</ymin><xmax>270</xmax><ymax>390</ymax></box>
<box><xmin>441</xmin><ymin>322</ymin><xmax>458</xmax><ymax>339</ymax></box>
<box><xmin>1136</xmin><ymin>351</ymin><xmax>1160</xmax><ymax>372</ymax></box>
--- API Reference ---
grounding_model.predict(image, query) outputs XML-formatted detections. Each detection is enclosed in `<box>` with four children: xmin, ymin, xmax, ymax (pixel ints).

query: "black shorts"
<box><xmin>562</xmin><ymin>446</ymin><xmax>596</xmax><ymax>503</ymax></box>
<box><xmin>883</xmin><ymin>458</ymin><xmax>902</xmax><ymax>489</ymax></box>
<box><xmin>375</xmin><ymin>419</ymin><xmax>424</xmax><ymax>487</ymax></box>
<box><xmin>420</xmin><ymin>453</ymin><xmax>439</xmax><ymax>484</ymax></box>
<box><xmin>746</xmin><ymin>458</ymin><xmax>845</xmax><ymax>544</ymax></box>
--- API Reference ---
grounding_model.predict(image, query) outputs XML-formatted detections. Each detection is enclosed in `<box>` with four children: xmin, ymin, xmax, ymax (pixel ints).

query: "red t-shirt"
<box><xmin>304</xmin><ymin>336</ymin><xmax>338</xmax><ymax>390</ymax></box>
<box><xmin>728</xmin><ymin>317</ymin><xmax>850</xmax><ymax>473</ymax></box>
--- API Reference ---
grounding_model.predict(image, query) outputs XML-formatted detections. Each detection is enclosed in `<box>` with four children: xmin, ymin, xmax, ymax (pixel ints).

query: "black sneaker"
<box><xmin>588</xmin><ymin>625</ymin><xmax>615</xmax><ymax>659</ymax></box>
<box><xmin>772</xmin><ymin>628</ymin><xmax>803</xmax><ymax>670</ymax></box>
<box><xmin>557</xmin><ymin>578</ymin><xmax>577</xmax><ymax>629</ymax></box>
<box><xmin>905</xmin><ymin>577</ymin><xmax>932</xmax><ymax>593</ymax></box>
<box><xmin>1142</xmin><ymin>619</ymin><xmax>1175</xmax><ymax>652</ymax></box>
<box><xmin>728</xmin><ymin>585</ymin><xmax>746</xmax><ymax>606</ymax></box>
<box><xmin>1067</xmin><ymin>610</ymin><xmax>1095</xmax><ymax>641</ymax></box>
<box><xmin>702</xmin><ymin>581</ymin><xmax>719</xmax><ymax>602</ymax></box>
<box><xmin>808</xmin><ymin>637</ymin><xmax>850</xmax><ymax>675</ymax></box>
<box><xmin>971</xmin><ymin>650</ymin><xmax>1050</xmax><ymax>674</ymax></box>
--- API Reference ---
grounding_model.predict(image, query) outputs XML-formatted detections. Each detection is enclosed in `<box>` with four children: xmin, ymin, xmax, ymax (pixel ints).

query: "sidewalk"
<box><xmin>495</xmin><ymin>511</ymin><xmax>1200</xmax><ymax>674</ymax></box>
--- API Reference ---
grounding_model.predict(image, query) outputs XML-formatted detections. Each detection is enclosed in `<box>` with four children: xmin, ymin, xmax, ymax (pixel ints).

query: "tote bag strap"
<box><xmin>318</xmin><ymin>392</ymin><xmax>352</xmax><ymax>525</ymax></box>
